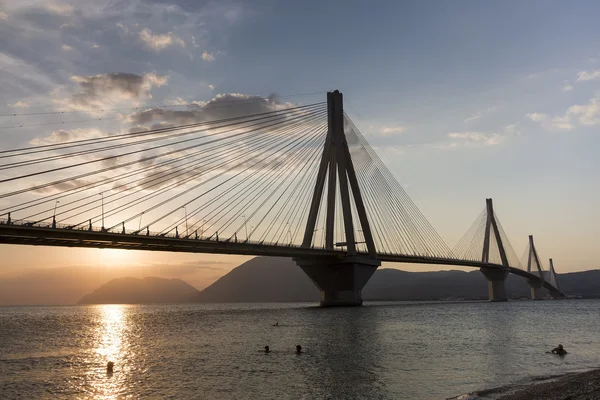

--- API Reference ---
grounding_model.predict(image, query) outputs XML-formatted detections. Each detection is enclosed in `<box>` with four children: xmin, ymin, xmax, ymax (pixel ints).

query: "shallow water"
<box><xmin>1</xmin><ymin>300</ymin><xmax>599</xmax><ymax>399</ymax></box>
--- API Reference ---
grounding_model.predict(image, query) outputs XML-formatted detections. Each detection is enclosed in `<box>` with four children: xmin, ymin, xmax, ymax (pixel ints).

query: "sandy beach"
<box><xmin>497</xmin><ymin>368</ymin><xmax>600</xmax><ymax>400</ymax></box>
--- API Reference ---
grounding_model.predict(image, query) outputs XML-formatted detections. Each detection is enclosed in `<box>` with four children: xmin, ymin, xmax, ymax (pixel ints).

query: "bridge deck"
<box><xmin>0</xmin><ymin>223</ymin><xmax>564</xmax><ymax>296</ymax></box>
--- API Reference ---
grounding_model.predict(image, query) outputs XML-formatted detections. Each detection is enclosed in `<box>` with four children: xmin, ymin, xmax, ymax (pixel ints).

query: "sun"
<box><xmin>94</xmin><ymin>248</ymin><xmax>139</xmax><ymax>266</ymax></box>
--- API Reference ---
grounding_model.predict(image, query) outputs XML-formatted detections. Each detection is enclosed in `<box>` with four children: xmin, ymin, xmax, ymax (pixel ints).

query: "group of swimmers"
<box><xmin>263</xmin><ymin>345</ymin><xmax>303</xmax><ymax>354</ymax></box>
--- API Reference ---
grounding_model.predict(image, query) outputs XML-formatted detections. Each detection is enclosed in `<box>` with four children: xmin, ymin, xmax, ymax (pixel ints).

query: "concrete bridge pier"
<box><xmin>295</xmin><ymin>257</ymin><xmax>381</xmax><ymax>307</ymax></box>
<box><xmin>480</xmin><ymin>267</ymin><xmax>509</xmax><ymax>302</ymax></box>
<box><xmin>527</xmin><ymin>279</ymin><xmax>544</xmax><ymax>300</ymax></box>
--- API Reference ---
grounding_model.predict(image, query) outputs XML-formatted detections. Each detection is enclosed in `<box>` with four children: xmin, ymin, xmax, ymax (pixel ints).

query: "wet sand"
<box><xmin>498</xmin><ymin>368</ymin><xmax>600</xmax><ymax>400</ymax></box>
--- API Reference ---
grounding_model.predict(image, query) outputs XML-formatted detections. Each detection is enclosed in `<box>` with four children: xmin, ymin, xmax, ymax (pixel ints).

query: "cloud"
<box><xmin>8</xmin><ymin>100</ymin><xmax>29</xmax><ymax>108</ymax></box>
<box><xmin>381</xmin><ymin>126</ymin><xmax>405</xmax><ymax>135</ymax></box>
<box><xmin>525</xmin><ymin>112</ymin><xmax>573</xmax><ymax>130</ymax></box>
<box><xmin>61</xmin><ymin>44</ymin><xmax>73</xmax><ymax>51</ymax></box>
<box><xmin>31</xmin><ymin>178</ymin><xmax>94</xmax><ymax>194</ymax></box>
<box><xmin>29</xmin><ymin>128</ymin><xmax>107</xmax><ymax>145</ymax></box>
<box><xmin>576</xmin><ymin>70</ymin><xmax>600</xmax><ymax>82</ymax></box>
<box><xmin>566</xmin><ymin>98</ymin><xmax>600</xmax><ymax>126</ymax></box>
<box><xmin>167</xmin><ymin>97</ymin><xmax>188</xmax><ymax>106</ymax></box>
<box><xmin>55</xmin><ymin>72</ymin><xmax>168</xmax><ymax>114</ymax></box>
<box><xmin>128</xmin><ymin>93</ymin><xmax>293</xmax><ymax>128</ymax></box>
<box><xmin>525</xmin><ymin>98</ymin><xmax>600</xmax><ymax>131</ymax></box>
<box><xmin>0</xmin><ymin>11</ymin><xmax>7</xmax><ymax>20</ymax></box>
<box><xmin>562</xmin><ymin>81</ymin><xmax>574</xmax><ymax>92</ymax></box>
<box><xmin>208</xmin><ymin>84</ymin><xmax>215</xmax><ymax>90</ymax></box>
<box><xmin>139</xmin><ymin>28</ymin><xmax>185</xmax><ymax>51</ymax></box>
<box><xmin>46</xmin><ymin>2</ymin><xmax>74</xmax><ymax>16</ymax></box>
<box><xmin>525</xmin><ymin>112</ymin><xmax>548</xmax><ymax>122</ymax></box>
<box><xmin>202</xmin><ymin>51</ymin><xmax>217</xmax><ymax>61</ymax></box>
<box><xmin>446</xmin><ymin>131</ymin><xmax>502</xmax><ymax>147</ymax></box>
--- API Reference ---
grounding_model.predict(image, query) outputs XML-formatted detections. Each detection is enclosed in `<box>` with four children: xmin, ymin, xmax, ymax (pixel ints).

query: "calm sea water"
<box><xmin>1</xmin><ymin>300</ymin><xmax>599</xmax><ymax>400</ymax></box>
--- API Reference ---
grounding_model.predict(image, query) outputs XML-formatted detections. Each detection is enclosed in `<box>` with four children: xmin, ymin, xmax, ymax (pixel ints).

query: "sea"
<box><xmin>1</xmin><ymin>300</ymin><xmax>599</xmax><ymax>400</ymax></box>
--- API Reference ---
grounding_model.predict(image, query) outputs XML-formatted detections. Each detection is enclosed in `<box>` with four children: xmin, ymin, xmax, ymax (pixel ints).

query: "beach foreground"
<box><xmin>498</xmin><ymin>369</ymin><xmax>600</xmax><ymax>400</ymax></box>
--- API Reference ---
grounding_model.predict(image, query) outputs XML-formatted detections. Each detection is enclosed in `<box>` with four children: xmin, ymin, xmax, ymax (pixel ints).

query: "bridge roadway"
<box><xmin>0</xmin><ymin>222</ymin><xmax>563</xmax><ymax>296</ymax></box>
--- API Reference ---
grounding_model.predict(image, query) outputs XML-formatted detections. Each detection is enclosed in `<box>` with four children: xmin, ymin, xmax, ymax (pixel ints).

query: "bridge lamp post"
<box><xmin>242</xmin><ymin>214</ymin><xmax>248</xmax><ymax>241</ymax></box>
<box><xmin>53</xmin><ymin>200</ymin><xmax>60</xmax><ymax>219</ymax></box>
<box><xmin>99</xmin><ymin>192</ymin><xmax>104</xmax><ymax>230</ymax></box>
<box><xmin>183</xmin><ymin>206</ymin><xmax>189</xmax><ymax>238</ymax></box>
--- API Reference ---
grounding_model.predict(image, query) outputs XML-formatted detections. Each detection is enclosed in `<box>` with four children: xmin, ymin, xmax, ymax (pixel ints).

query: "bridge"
<box><xmin>0</xmin><ymin>90</ymin><xmax>564</xmax><ymax>306</ymax></box>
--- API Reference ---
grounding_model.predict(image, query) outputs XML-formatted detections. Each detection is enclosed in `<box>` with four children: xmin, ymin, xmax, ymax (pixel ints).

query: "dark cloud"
<box><xmin>128</xmin><ymin>93</ymin><xmax>289</xmax><ymax>127</ymax></box>
<box><xmin>31</xmin><ymin>178</ymin><xmax>94</xmax><ymax>194</ymax></box>
<box><xmin>58</xmin><ymin>72</ymin><xmax>167</xmax><ymax>114</ymax></box>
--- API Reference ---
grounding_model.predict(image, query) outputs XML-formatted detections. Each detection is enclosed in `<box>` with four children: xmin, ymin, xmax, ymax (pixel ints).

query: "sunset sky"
<box><xmin>1</xmin><ymin>0</ymin><xmax>599</xmax><ymax>303</ymax></box>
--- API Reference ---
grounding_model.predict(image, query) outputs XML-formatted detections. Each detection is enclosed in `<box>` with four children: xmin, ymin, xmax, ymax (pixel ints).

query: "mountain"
<box><xmin>192</xmin><ymin>257</ymin><xmax>600</xmax><ymax>302</ymax></box>
<box><xmin>78</xmin><ymin>277</ymin><xmax>201</xmax><ymax>304</ymax></box>
<box><xmin>193</xmin><ymin>257</ymin><xmax>319</xmax><ymax>302</ymax></box>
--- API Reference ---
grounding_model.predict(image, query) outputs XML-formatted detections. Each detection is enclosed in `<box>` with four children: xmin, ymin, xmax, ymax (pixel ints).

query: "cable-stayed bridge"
<box><xmin>0</xmin><ymin>91</ymin><xmax>564</xmax><ymax>306</ymax></box>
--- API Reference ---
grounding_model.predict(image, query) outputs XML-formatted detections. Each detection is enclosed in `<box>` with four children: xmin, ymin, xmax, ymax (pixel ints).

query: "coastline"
<box><xmin>495</xmin><ymin>368</ymin><xmax>600</xmax><ymax>400</ymax></box>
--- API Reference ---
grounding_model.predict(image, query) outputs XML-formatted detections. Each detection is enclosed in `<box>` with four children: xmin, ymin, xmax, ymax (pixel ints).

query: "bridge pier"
<box><xmin>480</xmin><ymin>267</ymin><xmax>509</xmax><ymax>302</ymax></box>
<box><xmin>527</xmin><ymin>279</ymin><xmax>544</xmax><ymax>300</ymax></box>
<box><xmin>295</xmin><ymin>257</ymin><xmax>380</xmax><ymax>307</ymax></box>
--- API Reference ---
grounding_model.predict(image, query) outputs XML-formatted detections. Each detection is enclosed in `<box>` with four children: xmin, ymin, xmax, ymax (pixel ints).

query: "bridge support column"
<box><xmin>527</xmin><ymin>279</ymin><xmax>544</xmax><ymax>300</ymax></box>
<box><xmin>480</xmin><ymin>267</ymin><xmax>509</xmax><ymax>302</ymax></box>
<box><xmin>295</xmin><ymin>257</ymin><xmax>380</xmax><ymax>307</ymax></box>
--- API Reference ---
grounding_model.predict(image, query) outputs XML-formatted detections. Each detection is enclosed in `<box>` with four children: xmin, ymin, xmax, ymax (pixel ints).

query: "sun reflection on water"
<box><xmin>91</xmin><ymin>304</ymin><xmax>130</xmax><ymax>399</ymax></box>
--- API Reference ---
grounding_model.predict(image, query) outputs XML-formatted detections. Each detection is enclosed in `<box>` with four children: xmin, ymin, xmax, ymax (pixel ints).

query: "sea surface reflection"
<box><xmin>1</xmin><ymin>300</ymin><xmax>600</xmax><ymax>399</ymax></box>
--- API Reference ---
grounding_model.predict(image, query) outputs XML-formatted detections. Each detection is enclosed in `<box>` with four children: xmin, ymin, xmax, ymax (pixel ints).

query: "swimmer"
<box><xmin>295</xmin><ymin>345</ymin><xmax>303</xmax><ymax>354</ymax></box>
<box><xmin>264</xmin><ymin>346</ymin><xmax>270</xmax><ymax>353</ymax></box>
<box><xmin>273</xmin><ymin>322</ymin><xmax>279</xmax><ymax>327</ymax></box>
<box><xmin>550</xmin><ymin>344</ymin><xmax>567</xmax><ymax>355</ymax></box>
<box><xmin>106</xmin><ymin>361</ymin><xmax>114</xmax><ymax>374</ymax></box>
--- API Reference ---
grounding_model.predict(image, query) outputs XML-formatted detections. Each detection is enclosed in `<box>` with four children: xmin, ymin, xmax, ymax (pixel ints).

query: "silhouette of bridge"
<box><xmin>0</xmin><ymin>91</ymin><xmax>564</xmax><ymax>305</ymax></box>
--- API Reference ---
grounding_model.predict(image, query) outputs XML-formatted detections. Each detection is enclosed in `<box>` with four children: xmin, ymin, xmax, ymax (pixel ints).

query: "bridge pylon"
<box><xmin>547</xmin><ymin>258</ymin><xmax>564</xmax><ymax>298</ymax></box>
<box><xmin>525</xmin><ymin>235</ymin><xmax>546</xmax><ymax>300</ymax></box>
<box><xmin>479</xmin><ymin>198</ymin><xmax>509</xmax><ymax>302</ymax></box>
<box><xmin>295</xmin><ymin>90</ymin><xmax>380</xmax><ymax>307</ymax></box>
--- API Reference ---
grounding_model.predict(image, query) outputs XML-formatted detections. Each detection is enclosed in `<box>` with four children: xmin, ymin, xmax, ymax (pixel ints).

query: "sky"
<box><xmin>0</xmin><ymin>0</ymin><xmax>599</xmax><ymax>303</ymax></box>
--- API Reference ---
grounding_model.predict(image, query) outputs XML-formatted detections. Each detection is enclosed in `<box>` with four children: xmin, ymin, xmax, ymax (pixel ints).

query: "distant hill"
<box><xmin>193</xmin><ymin>257</ymin><xmax>319</xmax><ymax>302</ymax></box>
<box><xmin>78</xmin><ymin>277</ymin><xmax>200</xmax><ymax>304</ymax></box>
<box><xmin>192</xmin><ymin>257</ymin><xmax>600</xmax><ymax>302</ymax></box>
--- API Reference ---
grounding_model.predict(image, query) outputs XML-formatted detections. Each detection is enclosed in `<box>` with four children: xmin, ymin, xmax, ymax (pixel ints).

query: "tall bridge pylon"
<box><xmin>479</xmin><ymin>198</ymin><xmax>511</xmax><ymax>301</ymax></box>
<box><xmin>296</xmin><ymin>90</ymin><xmax>380</xmax><ymax>306</ymax></box>
<box><xmin>525</xmin><ymin>234</ymin><xmax>546</xmax><ymax>299</ymax></box>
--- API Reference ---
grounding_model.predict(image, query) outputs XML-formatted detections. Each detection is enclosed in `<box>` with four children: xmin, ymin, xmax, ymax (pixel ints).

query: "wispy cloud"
<box><xmin>562</xmin><ymin>81</ymin><xmax>574</xmax><ymax>92</ymax></box>
<box><xmin>525</xmin><ymin>98</ymin><xmax>600</xmax><ymax>130</ymax></box>
<box><xmin>54</xmin><ymin>72</ymin><xmax>168</xmax><ymax>115</ymax></box>
<box><xmin>463</xmin><ymin>106</ymin><xmax>499</xmax><ymax>123</ymax></box>
<box><xmin>61</xmin><ymin>44</ymin><xmax>73</xmax><ymax>51</ymax></box>
<box><xmin>576</xmin><ymin>69</ymin><xmax>600</xmax><ymax>82</ymax></box>
<box><xmin>8</xmin><ymin>100</ymin><xmax>29</xmax><ymax>108</ymax></box>
<box><xmin>139</xmin><ymin>28</ymin><xmax>185</xmax><ymax>51</ymax></box>
<box><xmin>446</xmin><ymin>131</ymin><xmax>503</xmax><ymax>147</ymax></box>
<box><xmin>380</xmin><ymin>126</ymin><xmax>405</xmax><ymax>135</ymax></box>
<box><xmin>45</xmin><ymin>2</ymin><xmax>74</xmax><ymax>16</ymax></box>
<box><xmin>202</xmin><ymin>51</ymin><xmax>215</xmax><ymax>61</ymax></box>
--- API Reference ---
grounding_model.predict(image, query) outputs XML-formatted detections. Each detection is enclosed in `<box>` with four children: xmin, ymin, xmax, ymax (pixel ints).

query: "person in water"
<box><xmin>551</xmin><ymin>344</ymin><xmax>567</xmax><ymax>355</ymax></box>
<box><xmin>295</xmin><ymin>345</ymin><xmax>303</xmax><ymax>354</ymax></box>
<box><xmin>273</xmin><ymin>322</ymin><xmax>278</xmax><ymax>327</ymax></box>
<box><xmin>106</xmin><ymin>361</ymin><xmax>114</xmax><ymax>374</ymax></box>
<box><xmin>264</xmin><ymin>346</ymin><xmax>270</xmax><ymax>353</ymax></box>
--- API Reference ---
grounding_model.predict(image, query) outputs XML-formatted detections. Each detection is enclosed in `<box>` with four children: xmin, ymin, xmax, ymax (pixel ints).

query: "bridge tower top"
<box><xmin>302</xmin><ymin>90</ymin><xmax>376</xmax><ymax>257</ymax></box>
<box><xmin>526</xmin><ymin>234</ymin><xmax>545</xmax><ymax>280</ymax></box>
<box><xmin>481</xmin><ymin>198</ymin><xmax>510</xmax><ymax>266</ymax></box>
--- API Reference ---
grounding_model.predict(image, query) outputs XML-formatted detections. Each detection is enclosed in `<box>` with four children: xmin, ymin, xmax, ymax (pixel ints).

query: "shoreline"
<box><xmin>450</xmin><ymin>368</ymin><xmax>600</xmax><ymax>400</ymax></box>
<box><xmin>495</xmin><ymin>367</ymin><xmax>600</xmax><ymax>400</ymax></box>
